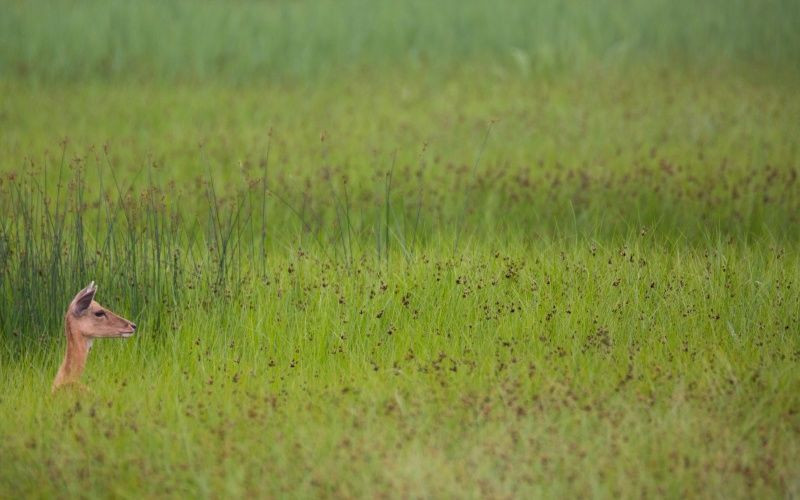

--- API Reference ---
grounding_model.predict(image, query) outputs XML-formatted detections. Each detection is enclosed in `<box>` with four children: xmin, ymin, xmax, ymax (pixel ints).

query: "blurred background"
<box><xmin>1</xmin><ymin>0</ymin><xmax>799</xmax><ymax>82</ymax></box>
<box><xmin>1</xmin><ymin>0</ymin><xmax>799</xmax><ymax>248</ymax></box>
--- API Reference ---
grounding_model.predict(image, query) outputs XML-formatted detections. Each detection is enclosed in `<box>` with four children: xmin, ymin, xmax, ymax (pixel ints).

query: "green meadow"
<box><xmin>1</xmin><ymin>1</ymin><xmax>799</xmax><ymax>497</ymax></box>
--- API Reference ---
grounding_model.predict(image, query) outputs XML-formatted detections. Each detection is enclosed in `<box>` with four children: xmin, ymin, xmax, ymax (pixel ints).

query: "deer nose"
<box><xmin>130</xmin><ymin>323</ymin><xmax>137</xmax><ymax>331</ymax></box>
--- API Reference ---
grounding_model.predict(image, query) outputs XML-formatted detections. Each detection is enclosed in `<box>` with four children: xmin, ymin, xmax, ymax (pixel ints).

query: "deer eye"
<box><xmin>94</xmin><ymin>310</ymin><xmax>106</xmax><ymax>318</ymax></box>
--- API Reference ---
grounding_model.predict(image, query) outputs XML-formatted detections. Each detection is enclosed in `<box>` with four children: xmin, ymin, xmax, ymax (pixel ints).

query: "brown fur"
<box><xmin>52</xmin><ymin>282</ymin><xmax>136</xmax><ymax>393</ymax></box>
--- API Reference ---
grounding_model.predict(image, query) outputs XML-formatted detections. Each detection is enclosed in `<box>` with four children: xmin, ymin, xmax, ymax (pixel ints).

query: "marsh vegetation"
<box><xmin>1</xmin><ymin>1</ymin><xmax>799</xmax><ymax>497</ymax></box>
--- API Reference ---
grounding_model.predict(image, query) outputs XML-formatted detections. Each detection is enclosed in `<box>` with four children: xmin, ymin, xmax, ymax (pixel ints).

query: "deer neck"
<box><xmin>52</xmin><ymin>316</ymin><xmax>92</xmax><ymax>391</ymax></box>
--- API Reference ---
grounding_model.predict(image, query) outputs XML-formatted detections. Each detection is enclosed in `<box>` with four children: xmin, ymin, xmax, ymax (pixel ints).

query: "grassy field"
<box><xmin>1</xmin><ymin>1</ymin><xmax>800</xmax><ymax>498</ymax></box>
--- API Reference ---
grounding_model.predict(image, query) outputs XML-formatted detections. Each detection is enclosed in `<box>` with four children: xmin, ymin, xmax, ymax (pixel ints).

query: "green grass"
<box><xmin>2</xmin><ymin>0</ymin><xmax>799</xmax><ymax>82</ymax></box>
<box><xmin>1</xmin><ymin>0</ymin><xmax>800</xmax><ymax>498</ymax></box>
<box><xmin>2</xmin><ymin>243</ymin><xmax>799</xmax><ymax>497</ymax></box>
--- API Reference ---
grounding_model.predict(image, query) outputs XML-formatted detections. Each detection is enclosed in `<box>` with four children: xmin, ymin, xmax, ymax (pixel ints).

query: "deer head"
<box><xmin>67</xmin><ymin>281</ymin><xmax>137</xmax><ymax>339</ymax></box>
<box><xmin>52</xmin><ymin>282</ymin><xmax>136</xmax><ymax>392</ymax></box>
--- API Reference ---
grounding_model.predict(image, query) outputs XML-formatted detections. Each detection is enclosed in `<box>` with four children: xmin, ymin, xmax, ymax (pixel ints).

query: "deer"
<box><xmin>51</xmin><ymin>282</ymin><xmax>137</xmax><ymax>393</ymax></box>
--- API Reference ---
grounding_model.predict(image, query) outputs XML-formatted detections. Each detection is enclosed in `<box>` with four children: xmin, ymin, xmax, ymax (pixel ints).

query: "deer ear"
<box><xmin>71</xmin><ymin>281</ymin><xmax>97</xmax><ymax>316</ymax></box>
